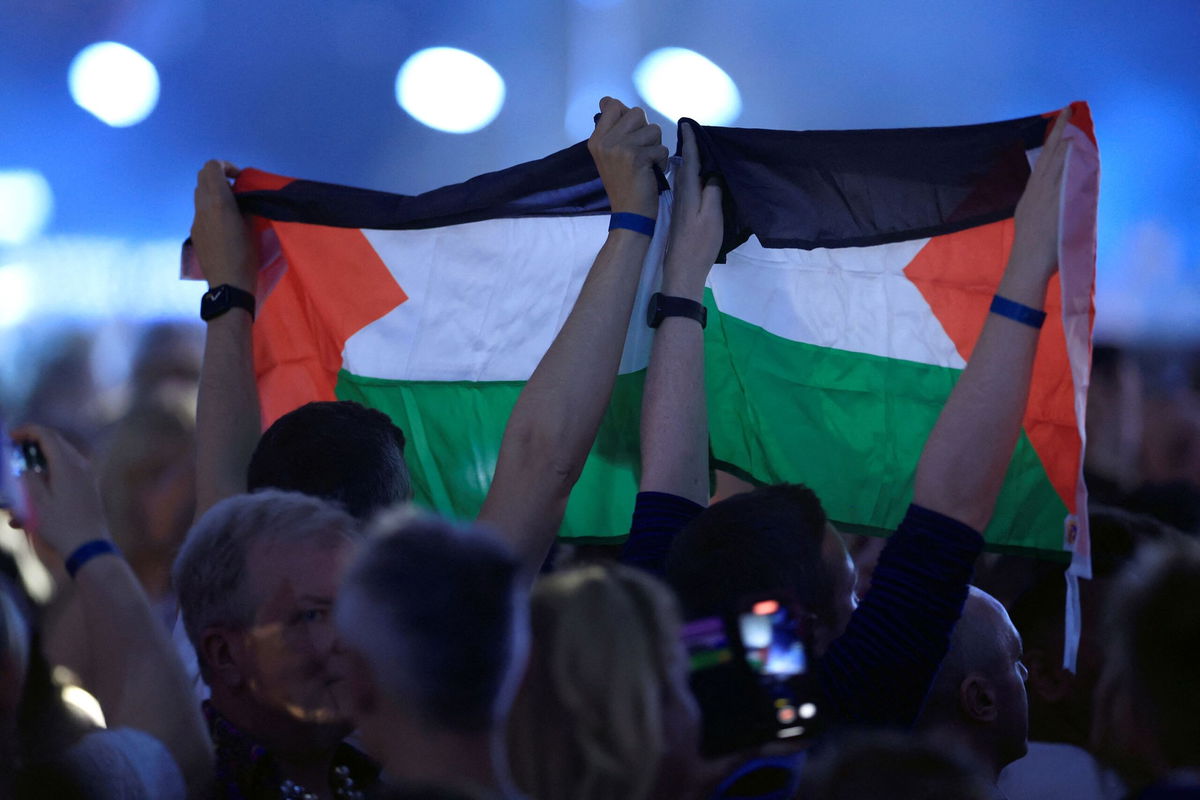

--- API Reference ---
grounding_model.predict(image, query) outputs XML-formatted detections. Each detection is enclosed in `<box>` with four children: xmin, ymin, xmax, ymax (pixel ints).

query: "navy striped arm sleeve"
<box><xmin>817</xmin><ymin>503</ymin><xmax>985</xmax><ymax>728</ymax></box>
<box><xmin>620</xmin><ymin>491</ymin><xmax>706</xmax><ymax>578</ymax></box>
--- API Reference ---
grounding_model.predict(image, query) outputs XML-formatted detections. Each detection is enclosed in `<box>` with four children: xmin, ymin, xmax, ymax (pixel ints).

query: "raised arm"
<box><xmin>913</xmin><ymin>107</ymin><xmax>1074</xmax><ymax>531</ymax></box>
<box><xmin>190</xmin><ymin>161</ymin><xmax>261</xmax><ymax>519</ymax></box>
<box><xmin>638</xmin><ymin>122</ymin><xmax>724</xmax><ymax>504</ymax></box>
<box><xmin>14</xmin><ymin>425</ymin><xmax>213</xmax><ymax>798</ymax></box>
<box><xmin>478</xmin><ymin>97</ymin><xmax>668</xmax><ymax>575</ymax></box>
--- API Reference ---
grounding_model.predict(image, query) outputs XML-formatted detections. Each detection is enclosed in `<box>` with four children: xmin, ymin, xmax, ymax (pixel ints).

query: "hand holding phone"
<box><xmin>7</xmin><ymin>424</ymin><xmax>109</xmax><ymax>557</ymax></box>
<box><xmin>682</xmin><ymin>594</ymin><xmax>822</xmax><ymax>757</ymax></box>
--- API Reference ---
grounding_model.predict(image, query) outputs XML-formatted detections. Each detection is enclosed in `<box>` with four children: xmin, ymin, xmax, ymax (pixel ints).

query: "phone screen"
<box><xmin>682</xmin><ymin>595</ymin><xmax>820</xmax><ymax>757</ymax></box>
<box><xmin>739</xmin><ymin>599</ymin><xmax>806</xmax><ymax>677</ymax></box>
<box><xmin>0</xmin><ymin>418</ymin><xmax>39</xmax><ymax>521</ymax></box>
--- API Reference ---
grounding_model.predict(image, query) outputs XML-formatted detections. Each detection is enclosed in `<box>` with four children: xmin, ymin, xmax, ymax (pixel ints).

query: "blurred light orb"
<box><xmin>396</xmin><ymin>47</ymin><xmax>505</xmax><ymax>134</ymax></box>
<box><xmin>68</xmin><ymin>42</ymin><xmax>160</xmax><ymax>127</ymax></box>
<box><xmin>633</xmin><ymin>47</ymin><xmax>741</xmax><ymax>125</ymax></box>
<box><xmin>0</xmin><ymin>170</ymin><xmax>54</xmax><ymax>246</ymax></box>
<box><xmin>0</xmin><ymin>264</ymin><xmax>33</xmax><ymax>328</ymax></box>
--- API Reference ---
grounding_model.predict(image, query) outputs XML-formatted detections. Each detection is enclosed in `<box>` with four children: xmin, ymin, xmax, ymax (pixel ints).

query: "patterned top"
<box><xmin>203</xmin><ymin>701</ymin><xmax>379</xmax><ymax>800</ymax></box>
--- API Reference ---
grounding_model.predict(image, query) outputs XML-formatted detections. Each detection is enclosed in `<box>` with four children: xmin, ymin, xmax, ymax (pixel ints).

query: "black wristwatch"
<box><xmin>201</xmin><ymin>284</ymin><xmax>256</xmax><ymax>322</ymax></box>
<box><xmin>646</xmin><ymin>292</ymin><xmax>707</xmax><ymax>329</ymax></box>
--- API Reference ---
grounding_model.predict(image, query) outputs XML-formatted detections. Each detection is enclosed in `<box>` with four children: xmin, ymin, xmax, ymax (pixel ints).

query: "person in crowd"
<box><xmin>1090</xmin><ymin>533</ymin><xmax>1200</xmax><ymax>798</ymax></box>
<box><xmin>917</xmin><ymin>587</ymin><xmax>1029</xmax><ymax>788</ymax></box>
<box><xmin>795</xmin><ymin>731</ymin><xmax>995</xmax><ymax>800</ymax></box>
<box><xmin>172</xmin><ymin>489</ymin><xmax>376</xmax><ymax>799</ymax></box>
<box><xmin>97</xmin><ymin>391</ymin><xmax>198</xmax><ymax>607</ymax></box>
<box><xmin>190</xmin><ymin>94</ymin><xmax>668</xmax><ymax>581</ymax></box>
<box><xmin>997</xmin><ymin>506</ymin><xmax>1172</xmax><ymax>800</ymax></box>
<box><xmin>336</xmin><ymin>508</ymin><xmax>528</xmax><ymax>800</ymax></box>
<box><xmin>1123</xmin><ymin>480</ymin><xmax>1200</xmax><ymax>535</ymax></box>
<box><xmin>245</xmin><ymin>399</ymin><xmax>411</xmax><ymax>521</ymax></box>
<box><xmin>508</xmin><ymin>563</ymin><xmax>703</xmax><ymax>800</ymax></box>
<box><xmin>20</xmin><ymin>322</ymin><xmax>207</xmax><ymax>720</ymax></box>
<box><xmin>621</xmin><ymin>106</ymin><xmax>1078</xmax><ymax>792</ymax></box>
<box><xmin>45</xmin><ymin>389</ymin><xmax>199</xmax><ymax>686</ymax></box>
<box><xmin>7</xmin><ymin>424</ymin><xmax>212</xmax><ymax>798</ymax></box>
<box><xmin>1084</xmin><ymin>344</ymin><xmax>1144</xmax><ymax>505</ymax></box>
<box><xmin>1</xmin><ymin>561</ymin><xmax>101</xmax><ymax>799</ymax></box>
<box><xmin>174</xmin><ymin>94</ymin><xmax>668</xmax><ymax>796</ymax></box>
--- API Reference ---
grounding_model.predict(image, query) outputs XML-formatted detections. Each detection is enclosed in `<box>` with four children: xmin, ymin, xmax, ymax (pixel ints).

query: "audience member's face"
<box><xmin>980</xmin><ymin>595</ymin><xmax>1029</xmax><ymax>768</ymax></box>
<box><xmin>238</xmin><ymin>534</ymin><xmax>354</xmax><ymax>732</ymax></box>
<box><xmin>815</xmin><ymin>524</ymin><xmax>858</xmax><ymax>654</ymax></box>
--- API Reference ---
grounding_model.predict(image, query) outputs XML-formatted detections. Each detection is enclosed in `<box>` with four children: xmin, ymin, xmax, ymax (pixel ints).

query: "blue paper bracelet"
<box><xmin>65</xmin><ymin>539</ymin><xmax>120</xmax><ymax>579</ymax></box>
<box><xmin>990</xmin><ymin>295</ymin><xmax>1047</xmax><ymax>329</ymax></box>
<box><xmin>609</xmin><ymin>212</ymin><xmax>656</xmax><ymax>237</ymax></box>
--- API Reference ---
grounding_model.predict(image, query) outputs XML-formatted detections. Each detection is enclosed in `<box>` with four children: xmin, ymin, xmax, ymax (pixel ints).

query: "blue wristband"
<box><xmin>609</xmin><ymin>212</ymin><xmax>656</xmax><ymax>237</ymax></box>
<box><xmin>65</xmin><ymin>539</ymin><xmax>120</xmax><ymax>579</ymax></box>
<box><xmin>990</xmin><ymin>295</ymin><xmax>1047</xmax><ymax>329</ymax></box>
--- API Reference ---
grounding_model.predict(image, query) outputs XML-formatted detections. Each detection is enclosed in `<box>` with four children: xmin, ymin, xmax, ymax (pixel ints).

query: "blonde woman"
<box><xmin>508</xmin><ymin>563</ymin><xmax>701</xmax><ymax>800</ymax></box>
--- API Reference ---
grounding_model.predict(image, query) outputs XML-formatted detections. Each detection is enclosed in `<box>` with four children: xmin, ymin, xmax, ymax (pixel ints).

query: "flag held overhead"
<box><xmin>181</xmin><ymin>104</ymin><xmax>1098</xmax><ymax>563</ymax></box>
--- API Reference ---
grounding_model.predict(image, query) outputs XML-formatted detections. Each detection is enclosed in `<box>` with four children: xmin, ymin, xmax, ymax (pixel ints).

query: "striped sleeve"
<box><xmin>620</xmin><ymin>491</ymin><xmax>706</xmax><ymax>578</ymax></box>
<box><xmin>817</xmin><ymin>503</ymin><xmax>984</xmax><ymax>727</ymax></box>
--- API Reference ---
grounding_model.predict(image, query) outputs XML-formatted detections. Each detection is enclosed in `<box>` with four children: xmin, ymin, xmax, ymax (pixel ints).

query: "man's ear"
<box><xmin>1025</xmin><ymin>646</ymin><xmax>1073</xmax><ymax>704</ymax></box>
<box><xmin>960</xmin><ymin>673</ymin><xmax>998</xmax><ymax>723</ymax></box>
<box><xmin>346</xmin><ymin>649</ymin><xmax>379</xmax><ymax>718</ymax></box>
<box><xmin>201</xmin><ymin>627</ymin><xmax>246</xmax><ymax>690</ymax></box>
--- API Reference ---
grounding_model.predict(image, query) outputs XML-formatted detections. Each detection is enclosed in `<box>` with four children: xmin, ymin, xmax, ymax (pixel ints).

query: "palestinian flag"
<box><xmin>182</xmin><ymin>102</ymin><xmax>1098</xmax><ymax>561</ymax></box>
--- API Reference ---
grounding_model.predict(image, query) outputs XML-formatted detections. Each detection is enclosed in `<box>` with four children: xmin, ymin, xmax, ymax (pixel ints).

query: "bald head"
<box><xmin>919</xmin><ymin>587</ymin><xmax>1029</xmax><ymax>779</ymax></box>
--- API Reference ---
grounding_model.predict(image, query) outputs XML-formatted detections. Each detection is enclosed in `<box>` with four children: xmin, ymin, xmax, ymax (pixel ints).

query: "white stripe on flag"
<box><xmin>345</xmin><ymin>186</ymin><xmax>672</xmax><ymax>382</ymax></box>
<box><xmin>708</xmin><ymin>235</ymin><xmax>966</xmax><ymax>369</ymax></box>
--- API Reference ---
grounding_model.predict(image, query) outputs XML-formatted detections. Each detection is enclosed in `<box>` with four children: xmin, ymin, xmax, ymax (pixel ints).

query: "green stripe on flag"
<box><xmin>335</xmin><ymin>369</ymin><xmax>645</xmax><ymax>542</ymax></box>
<box><xmin>336</xmin><ymin>290</ymin><xmax>1067</xmax><ymax>555</ymax></box>
<box><xmin>705</xmin><ymin>296</ymin><xmax>1068</xmax><ymax>555</ymax></box>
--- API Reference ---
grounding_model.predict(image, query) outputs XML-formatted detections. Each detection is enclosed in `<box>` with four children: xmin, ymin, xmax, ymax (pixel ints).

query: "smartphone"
<box><xmin>0</xmin><ymin>417</ymin><xmax>44</xmax><ymax>522</ymax></box>
<box><xmin>682</xmin><ymin>594</ymin><xmax>821</xmax><ymax>757</ymax></box>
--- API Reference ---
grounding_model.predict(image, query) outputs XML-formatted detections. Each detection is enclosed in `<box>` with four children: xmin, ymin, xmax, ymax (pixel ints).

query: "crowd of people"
<box><xmin>1</xmin><ymin>97</ymin><xmax>1198</xmax><ymax>800</ymax></box>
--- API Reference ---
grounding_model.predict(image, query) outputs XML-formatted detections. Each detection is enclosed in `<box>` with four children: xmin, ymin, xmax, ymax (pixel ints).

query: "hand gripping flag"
<box><xmin>182</xmin><ymin>103</ymin><xmax>1098</xmax><ymax>568</ymax></box>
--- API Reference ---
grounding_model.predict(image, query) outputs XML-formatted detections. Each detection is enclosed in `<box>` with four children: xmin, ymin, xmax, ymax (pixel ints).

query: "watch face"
<box><xmin>201</xmin><ymin>285</ymin><xmax>232</xmax><ymax>321</ymax></box>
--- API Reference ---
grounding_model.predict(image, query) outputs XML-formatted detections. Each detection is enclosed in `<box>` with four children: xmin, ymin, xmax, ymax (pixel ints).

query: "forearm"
<box><xmin>639</xmin><ymin>270</ymin><xmax>709</xmax><ymax>504</ymax></box>
<box><xmin>480</xmin><ymin>229</ymin><xmax>650</xmax><ymax>569</ymax></box>
<box><xmin>194</xmin><ymin>311</ymin><xmax>259</xmax><ymax>518</ymax></box>
<box><xmin>913</xmin><ymin>267</ymin><xmax>1048</xmax><ymax>531</ymax></box>
<box><xmin>75</xmin><ymin>556</ymin><xmax>213</xmax><ymax>795</ymax></box>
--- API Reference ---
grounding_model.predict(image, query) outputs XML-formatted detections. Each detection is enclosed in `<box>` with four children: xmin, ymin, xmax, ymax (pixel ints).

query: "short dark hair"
<box><xmin>247</xmin><ymin>401</ymin><xmax>411</xmax><ymax>519</ymax></box>
<box><xmin>665</xmin><ymin>483</ymin><xmax>835</xmax><ymax>621</ymax></box>
<box><xmin>337</xmin><ymin>510</ymin><xmax>525</xmax><ymax>733</ymax></box>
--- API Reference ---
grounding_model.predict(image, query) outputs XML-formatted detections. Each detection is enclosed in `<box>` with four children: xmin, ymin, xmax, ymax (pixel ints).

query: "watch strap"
<box><xmin>647</xmin><ymin>292</ymin><xmax>707</xmax><ymax>329</ymax></box>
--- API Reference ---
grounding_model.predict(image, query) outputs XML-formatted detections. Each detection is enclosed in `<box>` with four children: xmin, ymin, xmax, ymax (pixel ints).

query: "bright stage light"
<box><xmin>633</xmin><ymin>47</ymin><xmax>742</xmax><ymax>125</ymax></box>
<box><xmin>68</xmin><ymin>42</ymin><xmax>160</xmax><ymax>127</ymax></box>
<box><xmin>0</xmin><ymin>170</ymin><xmax>53</xmax><ymax>246</ymax></box>
<box><xmin>396</xmin><ymin>47</ymin><xmax>506</xmax><ymax>134</ymax></box>
<box><xmin>0</xmin><ymin>264</ymin><xmax>33</xmax><ymax>328</ymax></box>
